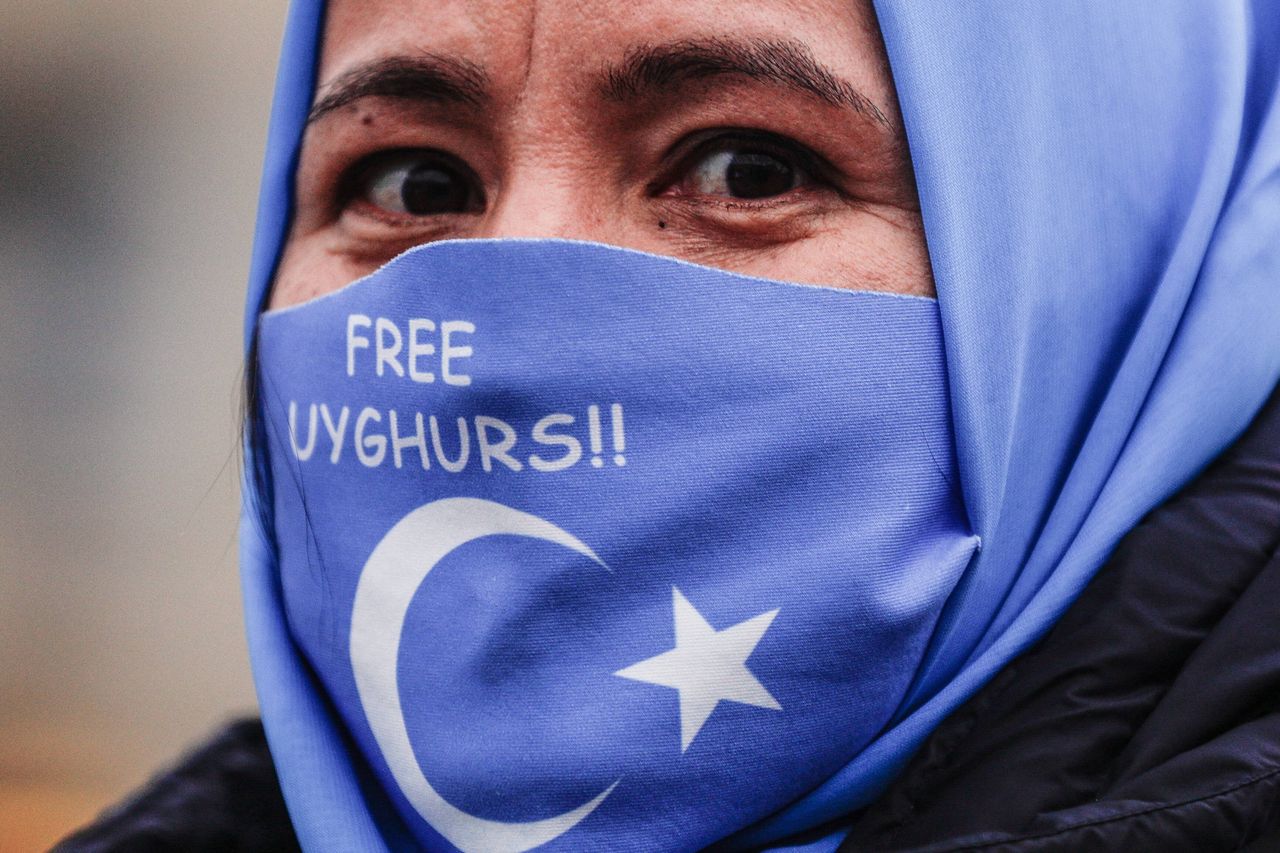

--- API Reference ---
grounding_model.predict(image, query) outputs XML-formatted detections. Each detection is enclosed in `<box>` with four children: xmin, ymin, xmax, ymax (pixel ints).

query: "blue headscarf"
<box><xmin>240</xmin><ymin>3</ymin><xmax>1280</xmax><ymax>849</ymax></box>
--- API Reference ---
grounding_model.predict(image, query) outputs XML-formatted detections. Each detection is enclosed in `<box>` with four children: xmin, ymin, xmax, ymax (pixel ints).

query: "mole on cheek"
<box><xmin>361</xmin><ymin>113</ymin><xmax>374</xmax><ymax>126</ymax></box>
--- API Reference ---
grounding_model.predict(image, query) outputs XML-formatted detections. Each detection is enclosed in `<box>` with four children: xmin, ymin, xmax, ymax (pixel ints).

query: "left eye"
<box><xmin>684</xmin><ymin>146</ymin><xmax>805</xmax><ymax>199</ymax></box>
<box><xmin>354</xmin><ymin>151</ymin><xmax>483</xmax><ymax>216</ymax></box>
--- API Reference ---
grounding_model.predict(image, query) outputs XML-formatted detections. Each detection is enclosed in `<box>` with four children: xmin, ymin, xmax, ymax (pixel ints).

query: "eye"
<box><xmin>351</xmin><ymin>150</ymin><xmax>483</xmax><ymax>217</ymax></box>
<box><xmin>676</xmin><ymin>136</ymin><xmax>812</xmax><ymax>200</ymax></box>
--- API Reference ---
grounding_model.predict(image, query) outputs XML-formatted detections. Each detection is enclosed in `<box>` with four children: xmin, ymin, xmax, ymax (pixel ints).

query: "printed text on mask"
<box><xmin>284</xmin><ymin>315</ymin><xmax>628</xmax><ymax>474</ymax></box>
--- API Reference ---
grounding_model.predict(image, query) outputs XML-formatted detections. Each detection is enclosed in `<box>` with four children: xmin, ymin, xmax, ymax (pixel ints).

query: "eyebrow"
<box><xmin>308</xmin><ymin>55</ymin><xmax>490</xmax><ymax>123</ymax></box>
<box><xmin>307</xmin><ymin>38</ymin><xmax>890</xmax><ymax>131</ymax></box>
<box><xmin>601</xmin><ymin>37</ymin><xmax>891</xmax><ymax>129</ymax></box>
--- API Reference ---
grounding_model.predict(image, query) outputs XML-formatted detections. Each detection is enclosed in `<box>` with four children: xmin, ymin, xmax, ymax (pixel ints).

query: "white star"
<box><xmin>615</xmin><ymin>587</ymin><xmax>781</xmax><ymax>752</ymax></box>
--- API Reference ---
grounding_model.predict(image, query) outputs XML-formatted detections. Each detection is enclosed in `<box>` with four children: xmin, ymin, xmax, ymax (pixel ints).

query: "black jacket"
<box><xmin>56</xmin><ymin>383</ymin><xmax>1280</xmax><ymax>852</ymax></box>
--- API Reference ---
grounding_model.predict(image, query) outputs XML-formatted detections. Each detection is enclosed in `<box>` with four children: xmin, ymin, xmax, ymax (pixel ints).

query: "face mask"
<box><xmin>257</xmin><ymin>238</ymin><xmax>978</xmax><ymax>852</ymax></box>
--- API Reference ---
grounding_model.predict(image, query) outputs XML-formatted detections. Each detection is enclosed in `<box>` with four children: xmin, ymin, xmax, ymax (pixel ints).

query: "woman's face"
<box><xmin>270</xmin><ymin>0</ymin><xmax>933</xmax><ymax>308</ymax></box>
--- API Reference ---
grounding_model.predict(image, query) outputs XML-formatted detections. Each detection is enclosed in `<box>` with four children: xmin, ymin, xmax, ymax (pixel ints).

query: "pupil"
<box><xmin>401</xmin><ymin>164</ymin><xmax>469</xmax><ymax>214</ymax></box>
<box><xmin>725</xmin><ymin>152</ymin><xmax>795</xmax><ymax>199</ymax></box>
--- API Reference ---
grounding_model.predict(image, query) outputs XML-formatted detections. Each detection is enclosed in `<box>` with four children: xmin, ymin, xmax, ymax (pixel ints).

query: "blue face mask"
<box><xmin>257</xmin><ymin>238</ymin><xmax>978</xmax><ymax>851</ymax></box>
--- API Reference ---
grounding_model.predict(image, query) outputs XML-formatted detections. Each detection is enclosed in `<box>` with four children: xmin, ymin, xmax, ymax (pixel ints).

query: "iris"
<box><xmin>690</xmin><ymin>148</ymin><xmax>799</xmax><ymax>199</ymax></box>
<box><xmin>364</xmin><ymin>153</ymin><xmax>479</xmax><ymax>215</ymax></box>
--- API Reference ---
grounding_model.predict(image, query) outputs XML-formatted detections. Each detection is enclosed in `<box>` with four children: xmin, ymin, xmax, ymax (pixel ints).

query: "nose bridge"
<box><xmin>480</xmin><ymin>16</ymin><xmax>617</xmax><ymax>244</ymax></box>
<box><xmin>485</xmin><ymin>175</ymin><xmax>575</xmax><ymax>239</ymax></box>
<box><xmin>482</xmin><ymin>159</ymin><xmax>610</xmax><ymax>242</ymax></box>
<box><xmin>480</xmin><ymin>70</ymin><xmax>616</xmax><ymax>242</ymax></box>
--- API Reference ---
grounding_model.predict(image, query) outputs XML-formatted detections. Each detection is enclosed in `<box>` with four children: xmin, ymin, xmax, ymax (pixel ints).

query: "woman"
<box><xmin>59</xmin><ymin>1</ymin><xmax>1280</xmax><ymax>850</ymax></box>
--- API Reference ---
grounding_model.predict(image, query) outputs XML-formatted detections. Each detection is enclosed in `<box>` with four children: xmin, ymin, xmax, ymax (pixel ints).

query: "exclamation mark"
<box><xmin>611</xmin><ymin>403</ymin><xmax>626</xmax><ymax>466</ymax></box>
<box><xmin>588</xmin><ymin>404</ymin><xmax>604</xmax><ymax>467</ymax></box>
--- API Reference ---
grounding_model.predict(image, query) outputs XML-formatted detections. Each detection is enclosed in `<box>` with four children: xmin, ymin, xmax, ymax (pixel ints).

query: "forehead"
<box><xmin>319</xmin><ymin>0</ymin><xmax>891</xmax><ymax>101</ymax></box>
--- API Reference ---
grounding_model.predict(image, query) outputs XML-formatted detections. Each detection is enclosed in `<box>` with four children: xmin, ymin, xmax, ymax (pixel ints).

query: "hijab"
<box><xmin>239</xmin><ymin>2</ymin><xmax>1280</xmax><ymax>849</ymax></box>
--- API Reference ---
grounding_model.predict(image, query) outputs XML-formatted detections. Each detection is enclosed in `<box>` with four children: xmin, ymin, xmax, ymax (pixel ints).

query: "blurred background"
<box><xmin>1</xmin><ymin>3</ymin><xmax>288</xmax><ymax>848</ymax></box>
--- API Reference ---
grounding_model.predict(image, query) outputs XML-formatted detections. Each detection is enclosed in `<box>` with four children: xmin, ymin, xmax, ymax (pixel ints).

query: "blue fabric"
<box><xmin>239</xmin><ymin>2</ymin><xmax>1280</xmax><ymax>850</ymax></box>
<box><xmin>256</xmin><ymin>240</ymin><xmax>976</xmax><ymax>851</ymax></box>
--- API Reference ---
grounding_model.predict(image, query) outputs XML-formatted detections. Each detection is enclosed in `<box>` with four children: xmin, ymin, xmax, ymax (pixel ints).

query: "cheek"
<box><xmin>269</xmin><ymin>235</ymin><xmax>361</xmax><ymax>309</ymax></box>
<box><xmin>822</xmin><ymin>213</ymin><xmax>936</xmax><ymax>296</ymax></box>
<box><xmin>267</xmin><ymin>206</ymin><xmax>935</xmax><ymax>309</ymax></box>
<box><xmin>669</xmin><ymin>209</ymin><xmax>936</xmax><ymax>296</ymax></box>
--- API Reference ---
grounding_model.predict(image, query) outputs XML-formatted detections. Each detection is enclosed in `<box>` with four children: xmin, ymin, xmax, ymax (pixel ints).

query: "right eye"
<box><xmin>352</xmin><ymin>150</ymin><xmax>484</xmax><ymax>217</ymax></box>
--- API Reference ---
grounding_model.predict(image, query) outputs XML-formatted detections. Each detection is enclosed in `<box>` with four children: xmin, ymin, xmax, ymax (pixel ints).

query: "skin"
<box><xmin>269</xmin><ymin>0</ymin><xmax>934</xmax><ymax>308</ymax></box>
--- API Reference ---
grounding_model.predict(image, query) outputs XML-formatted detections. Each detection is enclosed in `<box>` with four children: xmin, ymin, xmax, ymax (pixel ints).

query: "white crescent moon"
<box><xmin>350</xmin><ymin>497</ymin><xmax>620</xmax><ymax>853</ymax></box>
